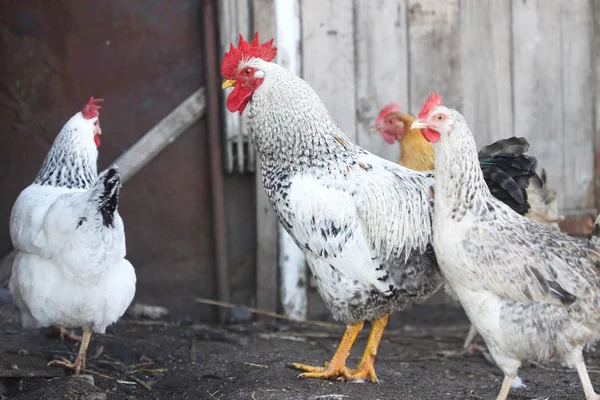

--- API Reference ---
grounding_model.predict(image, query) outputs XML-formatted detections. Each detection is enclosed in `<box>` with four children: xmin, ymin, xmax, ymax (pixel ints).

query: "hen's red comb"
<box><xmin>221</xmin><ymin>32</ymin><xmax>277</xmax><ymax>78</ymax></box>
<box><xmin>375</xmin><ymin>102</ymin><xmax>402</xmax><ymax>125</ymax></box>
<box><xmin>418</xmin><ymin>92</ymin><xmax>442</xmax><ymax>119</ymax></box>
<box><xmin>82</xmin><ymin>97</ymin><xmax>103</xmax><ymax>119</ymax></box>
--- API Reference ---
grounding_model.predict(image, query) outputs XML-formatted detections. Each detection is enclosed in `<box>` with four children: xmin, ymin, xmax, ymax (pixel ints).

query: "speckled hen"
<box><xmin>412</xmin><ymin>92</ymin><xmax>600</xmax><ymax>400</ymax></box>
<box><xmin>221</xmin><ymin>33</ymin><xmax>443</xmax><ymax>382</ymax></box>
<box><xmin>9</xmin><ymin>98</ymin><xmax>136</xmax><ymax>374</ymax></box>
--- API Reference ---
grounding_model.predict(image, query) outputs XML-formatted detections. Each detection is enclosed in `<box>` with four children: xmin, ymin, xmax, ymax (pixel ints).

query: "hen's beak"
<box><xmin>97</xmin><ymin>127</ymin><xmax>102</xmax><ymax>136</ymax></box>
<box><xmin>222</xmin><ymin>79</ymin><xmax>237</xmax><ymax>89</ymax></box>
<box><xmin>411</xmin><ymin>120</ymin><xmax>432</xmax><ymax>130</ymax></box>
<box><xmin>370</xmin><ymin>124</ymin><xmax>380</xmax><ymax>133</ymax></box>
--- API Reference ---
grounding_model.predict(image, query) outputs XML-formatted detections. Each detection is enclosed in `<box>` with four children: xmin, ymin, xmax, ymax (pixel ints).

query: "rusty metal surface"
<box><xmin>0</xmin><ymin>0</ymin><xmax>256</xmax><ymax>321</ymax></box>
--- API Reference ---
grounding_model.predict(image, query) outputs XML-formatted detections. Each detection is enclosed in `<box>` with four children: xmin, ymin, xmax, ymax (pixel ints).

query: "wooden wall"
<box><xmin>218</xmin><ymin>0</ymin><xmax>599</xmax><ymax>318</ymax></box>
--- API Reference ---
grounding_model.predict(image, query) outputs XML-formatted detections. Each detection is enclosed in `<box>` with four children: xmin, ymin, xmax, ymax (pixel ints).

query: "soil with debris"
<box><xmin>0</xmin><ymin>303</ymin><xmax>597</xmax><ymax>400</ymax></box>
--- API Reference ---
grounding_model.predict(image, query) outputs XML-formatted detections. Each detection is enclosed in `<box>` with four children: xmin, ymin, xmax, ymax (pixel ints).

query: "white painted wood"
<box><xmin>301</xmin><ymin>0</ymin><xmax>357</xmax><ymax>141</ymax></box>
<box><xmin>407</xmin><ymin>0</ymin><xmax>461</xmax><ymax>115</ymax></box>
<box><xmin>595</xmin><ymin>0</ymin><xmax>600</xmax><ymax>212</ymax></box>
<box><xmin>114</xmin><ymin>88</ymin><xmax>206</xmax><ymax>183</ymax></box>
<box><xmin>252</xmin><ymin>0</ymin><xmax>280</xmax><ymax>314</ymax></box>
<box><xmin>459</xmin><ymin>0</ymin><xmax>512</xmax><ymax>148</ymax></box>
<box><xmin>275</xmin><ymin>0</ymin><xmax>308</xmax><ymax>321</ymax></box>
<box><xmin>354</xmin><ymin>0</ymin><xmax>407</xmax><ymax>162</ymax></box>
<box><xmin>512</xmin><ymin>0</ymin><xmax>594</xmax><ymax>212</ymax></box>
<box><xmin>218</xmin><ymin>0</ymin><xmax>253</xmax><ymax>173</ymax></box>
<box><xmin>560</xmin><ymin>0</ymin><xmax>595</xmax><ymax>209</ymax></box>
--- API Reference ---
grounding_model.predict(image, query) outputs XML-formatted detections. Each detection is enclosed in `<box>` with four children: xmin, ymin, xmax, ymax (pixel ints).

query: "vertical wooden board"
<box><xmin>459</xmin><ymin>0</ymin><xmax>512</xmax><ymax>148</ymax></box>
<box><xmin>560</xmin><ymin>0</ymin><xmax>594</xmax><ymax>209</ymax></box>
<box><xmin>407</xmin><ymin>0</ymin><xmax>461</xmax><ymax>115</ymax></box>
<box><xmin>275</xmin><ymin>0</ymin><xmax>308</xmax><ymax>320</ymax></box>
<box><xmin>512</xmin><ymin>0</ymin><xmax>594</xmax><ymax>211</ymax></box>
<box><xmin>301</xmin><ymin>0</ymin><xmax>357</xmax><ymax>141</ymax></box>
<box><xmin>512</xmin><ymin>0</ymin><xmax>561</xmax><ymax>207</ymax></box>
<box><xmin>218</xmin><ymin>0</ymin><xmax>252</xmax><ymax>173</ymax></box>
<box><xmin>355</xmin><ymin>0</ymin><xmax>407</xmax><ymax>162</ymax></box>
<box><xmin>595</xmin><ymin>0</ymin><xmax>600</xmax><ymax>212</ymax></box>
<box><xmin>252</xmin><ymin>0</ymin><xmax>280</xmax><ymax>314</ymax></box>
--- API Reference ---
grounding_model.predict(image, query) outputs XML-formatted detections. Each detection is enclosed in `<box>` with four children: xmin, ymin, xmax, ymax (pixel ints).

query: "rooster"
<box><xmin>413</xmin><ymin>92</ymin><xmax>600</xmax><ymax>400</ymax></box>
<box><xmin>221</xmin><ymin>33</ymin><xmax>547</xmax><ymax>383</ymax></box>
<box><xmin>9</xmin><ymin>98</ymin><xmax>136</xmax><ymax>374</ymax></box>
<box><xmin>374</xmin><ymin>103</ymin><xmax>562</xmax><ymax>229</ymax></box>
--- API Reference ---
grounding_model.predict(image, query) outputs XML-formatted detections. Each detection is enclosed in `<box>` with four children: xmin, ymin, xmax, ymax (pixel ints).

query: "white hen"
<box><xmin>412</xmin><ymin>92</ymin><xmax>600</xmax><ymax>400</ymax></box>
<box><xmin>9</xmin><ymin>98</ymin><xmax>136</xmax><ymax>374</ymax></box>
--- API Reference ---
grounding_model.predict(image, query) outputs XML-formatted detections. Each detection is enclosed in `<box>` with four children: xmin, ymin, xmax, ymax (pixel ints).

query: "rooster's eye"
<box><xmin>245</xmin><ymin>68</ymin><xmax>252</xmax><ymax>75</ymax></box>
<box><xmin>436</xmin><ymin>115</ymin><xmax>444</xmax><ymax>121</ymax></box>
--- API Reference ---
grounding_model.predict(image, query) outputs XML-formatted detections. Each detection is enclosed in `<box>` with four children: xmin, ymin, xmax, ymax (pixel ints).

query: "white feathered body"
<box><xmin>9</xmin><ymin>112</ymin><xmax>136</xmax><ymax>334</ymax></box>
<box><xmin>432</xmin><ymin>110</ymin><xmax>600</xmax><ymax>376</ymax></box>
<box><xmin>244</xmin><ymin>60</ymin><xmax>443</xmax><ymax>324</ymax></box>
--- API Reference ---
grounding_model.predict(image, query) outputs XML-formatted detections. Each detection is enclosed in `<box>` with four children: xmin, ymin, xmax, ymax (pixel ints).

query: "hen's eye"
<box><xmin>245</xmin><ymin>68</ymin><xmax>252</xmax><ymax>75</ymax></box>
<box><xmin>436</xmin><ymin>115</ymin><xmax>444</xmax><ymax>121</ymax></box>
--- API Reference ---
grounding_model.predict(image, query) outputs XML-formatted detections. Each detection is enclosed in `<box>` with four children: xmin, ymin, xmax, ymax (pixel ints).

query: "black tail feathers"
<box><xmin>478</xmin><ymin>137</ymin><xmax>539</xmax><ymax>216</ymax></box>
<box><xmin>96</xmin><ymin>166</ymin><xmax>121</xmax><ymax>228</ymax></box>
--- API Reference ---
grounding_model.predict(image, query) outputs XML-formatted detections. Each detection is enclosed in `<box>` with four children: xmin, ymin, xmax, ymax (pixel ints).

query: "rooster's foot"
<box><xmin>290</xmin><ymin>361</ymin><xmax>354</xmax><ymax>381</ymax></box>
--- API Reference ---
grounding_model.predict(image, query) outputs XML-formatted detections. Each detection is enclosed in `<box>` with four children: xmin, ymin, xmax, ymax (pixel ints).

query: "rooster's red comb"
<box><xmin>375</xmin><ymin>102</ymin><xmax>402</xmax><ymax>125</ymax></box>
<box><xmin>221</xmin><ymin>32</ymin><xmax>277</xmax><ymax>78</ymax></box>
<box><xmin>418</xmin><ymin>92</ymin><xmax>442</xmax><ymax>119</ymax></box>
<box><xmin>82</xmin><ymin>97</ymin><xmax>103</xmax><ymax>119</ymax></box>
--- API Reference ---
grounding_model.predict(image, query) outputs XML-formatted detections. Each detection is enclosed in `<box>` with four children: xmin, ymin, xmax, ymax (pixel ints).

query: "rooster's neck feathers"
<box><xmin>246</xmin><ymin>61</ymin><xmax>357</xmax><ymax>170</ymax></box>
<box><xmin>34</xmin><ymin>113</ymin><xmax>98</xmax><ymax>189</ymax></box>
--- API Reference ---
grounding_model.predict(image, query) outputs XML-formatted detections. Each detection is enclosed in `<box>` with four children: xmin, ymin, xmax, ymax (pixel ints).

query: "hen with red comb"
<box><xmin>9</xmin><ymin>100</ymin><xmax>136</xmax><ymax>375</ymax></box>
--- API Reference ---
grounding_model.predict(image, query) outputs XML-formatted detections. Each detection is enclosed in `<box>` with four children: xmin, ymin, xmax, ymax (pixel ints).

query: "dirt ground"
<box><xmin>0</xmin><ymin>302</ymin><xmax>598</xmax><ymax>400</ymax></box>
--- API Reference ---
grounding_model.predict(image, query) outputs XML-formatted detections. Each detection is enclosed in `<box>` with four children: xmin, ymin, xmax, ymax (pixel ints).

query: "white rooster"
<box><xmin>412</xmin><ymin>92</ymin><xmax>600</xmax><ymax>400</ymax></box>
<box><xmin>9</xmin><ymin>98</ymin><xmax>136</xmax><ymax>374</ymax></box>
<box><xmin>219</xmin><ymin>33</ymin><xmax>547</xmax><ymax>383</ymax></box>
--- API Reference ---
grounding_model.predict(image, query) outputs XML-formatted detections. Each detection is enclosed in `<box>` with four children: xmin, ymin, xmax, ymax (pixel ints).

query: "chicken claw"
<box><xmin>48</xmin><ymin>356</ymin><xmax>86</xmax><ymax>375</ymax></box>
<box><xmin>291</xmin><ymin>361</ymin><xmax>354</xmax><ymax>381</ymax></box>
<box><xmin>47</xmin><ymin>327</ymin><xmax>92</xmax><ymax>375</ymax></box>
<box><xmin>289</xmin><ymin>322</ymin><xmax>364</xmax><ymax>381</ymax></box>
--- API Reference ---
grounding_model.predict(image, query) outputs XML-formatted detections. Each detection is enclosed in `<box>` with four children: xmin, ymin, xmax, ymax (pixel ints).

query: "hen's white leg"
<box><xmin>496</xmin><ymin>374</ymin><xmax>515</xmax><ymax>400</ymax></box>
<box><xmin>576</xmin><ymin>359</ymin><xmax>600</xmax><ymax>400</ymax></box>
<box><xmin>463</xmin><ymin>324</ymin><xmax>478</xmax><ymax>349</ymax></box>
<box><xmin>48</xmin><ymin>327</ymin><xmax>93</xmax><ymax>374</ymax></box>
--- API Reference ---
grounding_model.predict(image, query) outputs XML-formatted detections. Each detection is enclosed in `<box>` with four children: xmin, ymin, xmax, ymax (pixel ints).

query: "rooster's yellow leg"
<box><xmin>50</xmin><ymin>325</ymin><xmax>82</xmax><ymax>342</ymax></box>
<box><xmin>290</xmin><ymin>321</ymin><xmax>364</xmax><ymax>381</ymax></box>
<box><xmin>48</xmin><ymin>327</ymin><xmax>93</xmax><ymax>374</ymax></box>
<box><xmin>346</xmin><ymin>314</ymin><xmax>388</xmax><ymax>383</ymax></box>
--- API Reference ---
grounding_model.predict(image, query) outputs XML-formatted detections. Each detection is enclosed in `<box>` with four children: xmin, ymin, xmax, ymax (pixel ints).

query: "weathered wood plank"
<box><xmin>113</xmin><ymin>88</ymin><xmax>206</xmax><ymax>183</ymax></box>
<box><xmin>459</xmin><ymin>0</ymin><xmax>512</xmax><ymax>148</ymax></box>
<box><xmin>252</xmin><ymin>0</ymin><xmax>280</xmax><ymax>314</ymax></box>
<box><xmin>512</xmin><ymin>0</ymin><xmax>594</xmax><ymax>211</ymax></box>
<box><xmin>218</xmin><ymin>0</ymin><xmax>253</xmax><ymax>173</ymax></box>
<box><xmin>407</xmin><ymin>0</ymin><xmax>461</xmax><ymax>114</ymax></box>
<box><xmin>355</xmin><ymin>0</ymin><xmax>408</xmax><ymax>162</ymax></box>
<box><xmin>301</xmin><ymin>0</ymin><xmax>357</xmax><ymax>141</ymax></box>
<box><xmin>512</xmin><ymin>0</ymin><xmax>562</xmax><ymax>208</ymax></box>
<box><xmin>560</xmin><ymin>0</ymin><xmax>594</xmax><ymax>210</ymax></box>
<box><xmin>595</xmin><ymin>0</ymin><xmax>600</xmax><ymax>213</ymax></box>
<box><xmin>275</xmin><ymin>0</ymin><xmax>308</xmax><ymax>321</ymax></box>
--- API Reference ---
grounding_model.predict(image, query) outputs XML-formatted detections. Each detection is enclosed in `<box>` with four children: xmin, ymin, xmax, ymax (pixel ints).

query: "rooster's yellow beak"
<box><xmin>222</xmin><ymin>79</ymin><xmax>237</xmax><ymax>89</ymax></box>
<box><xmin>97</xmin><ymin>127</ymin><xmax>102</xmax><ymax>136</ymax></box>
